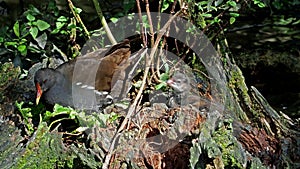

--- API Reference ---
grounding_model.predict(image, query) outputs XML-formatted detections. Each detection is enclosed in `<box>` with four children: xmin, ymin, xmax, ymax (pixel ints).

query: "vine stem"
<box><xmin>68</xmin><ymin>0</ymin><xmax>90</xmax><ymax>39</ymax></box>
<box><xmin>92</xmin><ymin>0</ymin><xmax>117</xmax><ymax>44</ymax></box>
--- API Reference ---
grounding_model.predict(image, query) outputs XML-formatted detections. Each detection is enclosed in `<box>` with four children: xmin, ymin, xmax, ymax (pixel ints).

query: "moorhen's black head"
<box><xmin>34</xmin><ymin>68</ymin><xmax>61</xmax><ymax>104</ymax></box>
<box><xmin>167</xmin><ymin>72</ymin><xmax>191</xmax><ymax>93</ymax></box>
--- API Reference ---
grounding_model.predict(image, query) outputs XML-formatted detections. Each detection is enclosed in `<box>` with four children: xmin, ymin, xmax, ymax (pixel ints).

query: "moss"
<box><xmin>212</xmin><ymin>120</ymin><xmax>244</xmax><ymax>168</ymax></box>
<box><xmin>0</xmin><ymin>62</ymin><xmax>21</xmax><ymax>103</ymax></box>
<box><xmin>13</xmin><ymin>122</ymin><xmax>71</xmax><ymax>169</ymax></box>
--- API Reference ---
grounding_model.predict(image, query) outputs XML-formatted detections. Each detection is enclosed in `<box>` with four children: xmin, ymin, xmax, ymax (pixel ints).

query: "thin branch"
<box><xmin>171</xmin><ymin>0</ymin><xmax>178</xmax><ymax>14</ymax></box>
<box><xmin>136</xmin><ymin>0</ymin><xmax>147</xmax><ymax>47</ymax></box>
<box><xmin>145</xmin><ymin>0</ymin><xmax>154</xmax><ymax>47</ymax></box>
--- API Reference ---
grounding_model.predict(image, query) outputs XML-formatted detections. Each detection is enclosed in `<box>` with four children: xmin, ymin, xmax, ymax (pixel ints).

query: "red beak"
<box><xmin>167</xmin><ymin>78</ymin><xmax>174</xmax><ymax>86</ymax></box>
<box><xmin>36</xmin><ymin>82</ymin><xmax>43</xmax><ymax>105</ymax></box>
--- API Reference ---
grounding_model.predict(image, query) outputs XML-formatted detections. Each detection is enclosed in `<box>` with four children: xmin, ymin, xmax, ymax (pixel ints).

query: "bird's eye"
<box><xmin>43</xmin><ymin>79</ymin><xmax>48</xmax><ymax>83</ymax></box>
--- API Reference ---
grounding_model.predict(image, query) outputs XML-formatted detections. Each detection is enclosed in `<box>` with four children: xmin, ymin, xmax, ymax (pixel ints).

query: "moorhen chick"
<box><xmin>167</xmin><ymin>72</ymin><xmax>208</xmax><ymax>108</ymax></box>
<box><xmin>34</xmin><ymin>40</ymin><xmax>131</xmax><ymax>110</ymax></box>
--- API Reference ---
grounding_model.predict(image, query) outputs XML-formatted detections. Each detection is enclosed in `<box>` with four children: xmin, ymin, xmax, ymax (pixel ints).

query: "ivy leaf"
<box><xmin>56</xmin><ymin>22</ymin><xmax>65</xmax><ymax>29</ymax></box>
<box><xmin>36</xmin><ymin>20</ymin><xmax>50</xmax><ymax>31</ymax></box>
<box><xmin>227</xmin><ymin>1</ymin><xmax>237</xmax><ymax>7</ymax></box>
<box><xmin>26</xmin><ymin>14</ymin><xmax>36</xmax><ymax>21</ymax></box>
<box><xmin>230</xmin><ymin>12</ymin><xmax>240</xmax><ymax>17</ymax></box>
<box><xmin>110</xmin><ymin>17</ymin><xmax>118</xmax><ymax>23</ymax></box>
<box><xmin>57</xmin><ymin>16</ymin><xmax>68</xmax><ymax>22</ymax></box>
<box><xmin>159</xmin><ymin>72</ymin><xmax>170</xmax><ymax>81</ymax></box>
<box><xmin>13</xmin><ymin>21</ymin><xmax>20</xmax><ymax>37</ymax></box>
<box><xmin>17</xmin><ymin>44</ymin><xmax>27</xmax><ymax>56</ymax></box>
<box><xmin>161</xmin><ymin>1</ymin><xmax>169</xmax><ymax>12</ymax></box>
<box><xmin>230</xmin><ymin>17</ymin><xmax>236</xmax><ymax>24</ymax></box>
<box><xmin>202</xmin><ymin>13</ymin><xmax>212</xmax><ymax>18</ymax></box>
<box><xmin>4</xmin><ymin>41</ymin><xmax>18</xmax><ymax>47</ymax></box>
<box><xmin>155</xmin><ymin>82</ymin><xmax>167</xmax><ymax>90</ymax></box>
<box><xmin>30</xmin><ymin>27</ymin><xmax>39</xmax><ymax>39</ymax></box>
<box><xmin>73</xmin><ymin>7</ymin><xmax>82</xmax><ymax>14</ymax></box>
<box><xmin>257</xmin><ymin>2</ymin><xmax>265</xmax><ymax>8</ymax></box>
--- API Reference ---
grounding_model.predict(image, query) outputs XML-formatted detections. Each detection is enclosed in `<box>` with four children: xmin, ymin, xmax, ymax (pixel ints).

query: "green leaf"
<box><xmin>254</xmin><ymin>0</ymin><xmax>266</xmax><ymax>8</ymax></box>
<box><xmin>26</xmin><ymin>14</ymin><xmax>36</xmax><ymax>21</ymax></box>
<box><xmin>227</xmin><ymin>1</ymin><xmax>237</xmax><ymax>7</ymax></box>
<box><xmin>16</xmin><ymin>101</ymin><xmax>32</xmax><ymax>118</ymax></box>
<box><xmin>98</xmin><ymin>113</ymin><xmax>111</xmax><ymax>125</ymax></box>
<box><xmin>201</xmin><ymin>13</ymin><xmax>212</xmax><ymax>18</ymax></box>
<box><xmin>109</xmin><ymin>112</ymin><xmax>120</xmax><ymax>122</ymax></box>
<box><xmin>161</xmin><ymin>1</ymin><xmax>169</xmax><ymax>12</ymax></box>
<box><xmin>51</xmin><ymin>28</ymin><xmax>60</xmax><ymax>34</ymax></box>
<box><xmin>59</xmin><ymin>30</ymin><xmax>68</xmax><ymax>35</ymax></box>
<box><xmin>230</xmin><ymin>17</ymin><xmax>236</xmax><ymax>24</ymax></box>
<box><xmin>110</xmin><ymin>17</ymin><xmax>118</xmax><ymax>23</ymax></box>
<box><xmin>56</xmin><ymin>22</ymin><xmax>65</xmax><ymax>29</ymax></box>
<box><xmin>44</xmin><ymin>111</ymin><xmax>53</xmax><ymax>121</ymax></box>
<box><xmin>4</xmin><ymin>41</ymin><xmax>18</xmax><ymax>47</ymax></box>
<box><xmin>13</xmin><ymin>21</ymin><xmax>20</xmax><ymax>37</ymax></box>
<box><xmin>214</xmin><ymin>0</ymin><xmax>223</xmax><ymax>6</ymax></box>
<box><xmin>213</xmin><ymin>17</ymin><xmax>221</xmax><ymax>23</ymax></box>
<box><xmin>159</xmin><ymin>72</ymin><xmax>170</xmax><ymax>81</ymax></box>
<box><xmin>36</xmin><ymin>20</ymin><xmax>50</xmax><ymax>31</ymax></box>
<box><xmin>74</xmin><ymin>7</ymin><xmax>82</xmax><ymax>14</ymax></box>
<box><xmin>230</xmin><ymin>12</ymin><xmax>240</xmax><ymax>17</ymax></box>
<box><xmin>30</xmin><ymin>27</ymin><xmax>39</xmax><ymax>39</ymax></box>
<box><xmin>18</xmin><ymin>45</ymin><xmax>26</xmax><ymax>53</ymax></box>
<box><xmin>54</xmin><ymin>104</ymin><xmax>73</xmax><ymax>114</ymax></box>
<box><xmin>57</xmin><ymin>16</ymin><xmax>68</xmax><ymax>22</ymax></box>
<box><xmin>257</xmin><ymin>2</ymin><xmax>265</xmax><ymax>8</ymax></box>
<box><xmin>67</xmin><ymin>23</ymin><xmax>76</xmax><ymax>29</ymax></box>
<box><xmin>28</xmin><ymin>5</ymin><xmax>41</xmax><ymax>14</ymax></box>
<box><xmin>155</xmin><ymin>82</ymin><xmax>167</xmax><ymax>90</ymax></box>
<box><xmin>17</xmin><ymin>44</ymin><xmax>27</xmax><ymax>55</ymax></box>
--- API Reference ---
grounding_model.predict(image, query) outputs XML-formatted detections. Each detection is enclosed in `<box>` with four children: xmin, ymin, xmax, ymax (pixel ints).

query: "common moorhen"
<box><xmin>167</xmin><ymin>72</ymin><xmax>208</xmax><ymax>108</ymax></box>
<box><xmin>34</xmin><ymin>40</ymin><xmax>131</xmax><ymax>110</ymax></box>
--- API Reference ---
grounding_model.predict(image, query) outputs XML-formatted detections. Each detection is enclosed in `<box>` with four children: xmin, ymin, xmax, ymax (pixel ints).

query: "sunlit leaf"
<box><xmin>30</xmin><ymin>27</ymin><xmax>38</xmax><ymax>39</ymax></box>
<box><xmin>57</xmin><ymin>16</ymin><xmax>68</xmax><ymax>22</ymax></box>
<box><xmin>230</xmin><ymin>12</ymin><xmax>240</xmax><ymax>17</ymax></box>
<box><xmin>13</xmin><ymin>21</ymin><xmax>20</xmax><ymax>37</ymax></box>
<box><xmin>26</xmin><ymin>14</ymin><xmax>36</xmax><ymax>21</ymax></box>
<box><xmin>230</xmin><ymin>17</ymin><xmax>236</xmax><ymax>24</ymax></box>
<box><xmin>110</xmin><ymin>17</ymin><xmax>118</xmax><ymax>23</ymax></box>
<box><xmin>155</xmin><ymin>82</ymin><xmax>167</xmax><ymax>90</ymax></box>
<box><xmin>36</xmin><ymin>20</ymin><xmax>50</xmax><ymax>31</ymax></box>
<box><xmin>161</xmin><ymin>1</ymin><xmax>169</xmax><ymax>12</ymax></box>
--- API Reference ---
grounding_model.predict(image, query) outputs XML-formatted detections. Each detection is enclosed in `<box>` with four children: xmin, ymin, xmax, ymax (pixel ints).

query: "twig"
<box><xmin>92</xmin><ymin>0</ymin><xmax>117</xmax><ymax>44</ymax></box>
<box><xmin>171</xmin><ymin>0</ymin><xmax>178</xmax><ymax>14</ymax></box>
<box><xmin>101</xmin><ymin>133</ymin><xmax>121</xmax><ymax>169</ymax></box>
<box><xmin>136</xmin><ymin>0</ymin><xmax>147</xmax><ymax>47</ymax></box>
<box><xmin>145</xmin><ymin>0</ymin><xmax>154</xmax><ymax>47</ymax></box>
